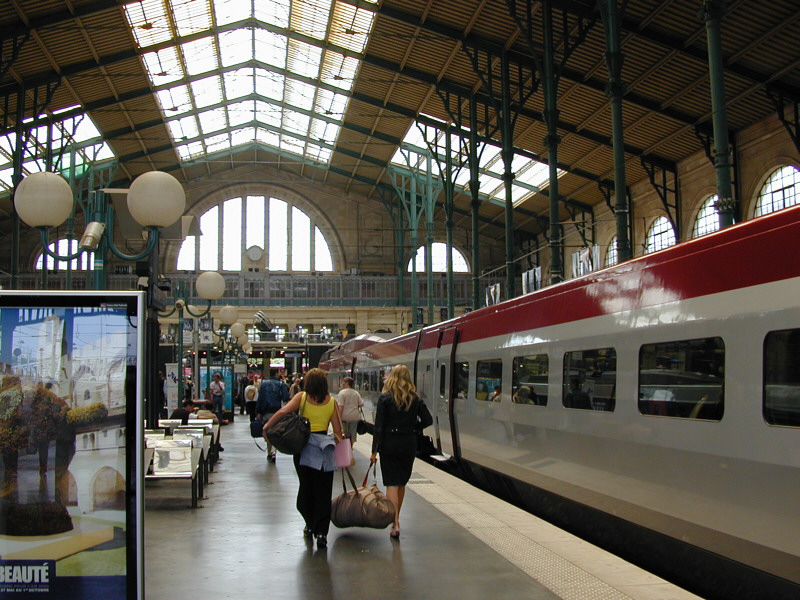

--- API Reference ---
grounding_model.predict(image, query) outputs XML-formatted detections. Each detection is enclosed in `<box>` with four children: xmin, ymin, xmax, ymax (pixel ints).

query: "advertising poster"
<box><xmin>0</xmin><ymin>292</ymin><xmax>144</xmax><ymax>600</ymax></box>
<box><xmin>164</xmin><ymin>362</ymin><xmax>180</xmax><ymax>415</ymax></box>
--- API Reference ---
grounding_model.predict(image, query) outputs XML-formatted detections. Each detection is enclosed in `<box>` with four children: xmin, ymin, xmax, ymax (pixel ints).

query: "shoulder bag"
<box><xmin>356</xmin><ymin>407</ymin><xmax>368</xmax><ymax>435</ymax></box>
<box><xmin>265</xmin><ymin>393</ymin><xmax>310</xmax><ymax>454</ymax></box>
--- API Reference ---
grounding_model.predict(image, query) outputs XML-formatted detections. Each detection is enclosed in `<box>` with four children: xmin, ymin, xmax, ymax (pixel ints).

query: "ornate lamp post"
<box><xmin>161</xmin><ymin>271</ymin><xmax>226</xmax><ymax>415</ymax></box>
<box><xmin>15</xmin><ymin>170</ymin><xmax>186</xmax><ymax>426</ymax></box>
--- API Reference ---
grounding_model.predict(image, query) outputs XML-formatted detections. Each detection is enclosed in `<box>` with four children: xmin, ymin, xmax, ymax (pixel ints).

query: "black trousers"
<box><xmin>293</xmin><ymin>454</ymin><xmax>335</xmax><ymax>536</ymax></box>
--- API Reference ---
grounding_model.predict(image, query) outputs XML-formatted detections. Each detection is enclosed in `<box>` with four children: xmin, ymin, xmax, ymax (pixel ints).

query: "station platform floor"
<box><xmin>144</xmin><ymin>418</ymin><xmax>701</xmax><ymax>600</ymax></box>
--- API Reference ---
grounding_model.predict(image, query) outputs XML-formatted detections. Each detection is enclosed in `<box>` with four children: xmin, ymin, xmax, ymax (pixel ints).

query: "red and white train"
<box><xmin>321</xmin><ymin>204</ymin><xmax>800</xmax><ymax>599</ymax></box>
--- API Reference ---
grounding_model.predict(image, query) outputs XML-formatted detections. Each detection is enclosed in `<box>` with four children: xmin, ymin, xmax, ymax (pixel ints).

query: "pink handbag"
<box><xmin>334</xmin><ymin>439</ymin><xmax>353</xmax><ymax>468</ymax></box>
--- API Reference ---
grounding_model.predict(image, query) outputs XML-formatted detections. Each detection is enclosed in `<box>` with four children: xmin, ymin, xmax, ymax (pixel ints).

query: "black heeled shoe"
<box><xmin>315</xmin><ymin>534</ymin><xmax>327</xmax><ymax>548</ymax></box>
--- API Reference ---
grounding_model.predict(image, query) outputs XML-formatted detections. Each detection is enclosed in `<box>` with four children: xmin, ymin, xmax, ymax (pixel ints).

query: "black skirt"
<box><xmin>378</xmin><ymin>432</ymin><xmax>416</xmax><ymax>487</ymax></box>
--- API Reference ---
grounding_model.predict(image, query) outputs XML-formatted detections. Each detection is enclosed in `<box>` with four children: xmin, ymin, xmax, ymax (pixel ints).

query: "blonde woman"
<box><xmin>369</xmin><ymin>364</ymin><xmax>433</xmax><ymax>538</ymax></box>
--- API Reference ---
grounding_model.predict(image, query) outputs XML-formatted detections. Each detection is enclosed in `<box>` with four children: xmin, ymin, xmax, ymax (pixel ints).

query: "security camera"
<box><xmin>175</xmin><ymin>299</ymin><xmax>186</xmax><ymax>310</ymax></box>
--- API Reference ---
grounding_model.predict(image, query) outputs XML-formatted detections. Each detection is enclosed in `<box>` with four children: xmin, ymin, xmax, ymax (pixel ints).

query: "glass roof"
<box><xmin>0</xmin><ymin>108</ymin><xmax>115</xmax><ymax>193</ymax></box>
<box><xmin>124</xmin><ymin>0</ymin><xmax>378</xmax><ymax>165</ymax></box>
<box><xmin>391</xmin><ymin>118</ymin><xmax>564</xmax><ymax>207</ymax></box>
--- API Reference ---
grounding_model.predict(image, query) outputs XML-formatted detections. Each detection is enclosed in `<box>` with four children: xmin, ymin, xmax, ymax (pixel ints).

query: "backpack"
<box><xmin>245</xmin><ymin>386</ymin><xmax>257</xmax><ymax>401</ymax></box>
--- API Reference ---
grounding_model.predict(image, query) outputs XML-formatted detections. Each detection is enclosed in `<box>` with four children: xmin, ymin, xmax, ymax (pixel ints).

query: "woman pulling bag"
<box><xmin>263</xmin><ymin>368</ymin><xmax>344</xmax><ymax>549</ymax></box>
<box><xmin>370</xmin><ymin>364</ymin><xmax>433</xmax><ymax>539</ymax></box>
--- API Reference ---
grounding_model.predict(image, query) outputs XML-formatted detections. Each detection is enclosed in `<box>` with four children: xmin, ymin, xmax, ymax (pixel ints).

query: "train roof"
<box><xmin>331</xmin><ymin>203</ymin><xmax>800</xmax><ymax>361</ymax></box>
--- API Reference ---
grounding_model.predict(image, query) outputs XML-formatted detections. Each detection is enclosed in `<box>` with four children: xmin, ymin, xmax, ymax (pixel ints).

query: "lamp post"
<box><xmin>161</xmin><ymin>271</ymin><xmax>226</xmax><ymax>415</ymax></box>
<box><xmin>14</xmin><ymin>170</ymin><xmax>186</xmax><ymax>426</ymax></box>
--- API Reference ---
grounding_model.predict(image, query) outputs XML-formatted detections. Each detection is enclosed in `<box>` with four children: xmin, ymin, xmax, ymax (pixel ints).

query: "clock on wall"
<box><xmin>246</xmin><ymin>245</ymin><xmax>264</xmax><ymax>262</ymax></box>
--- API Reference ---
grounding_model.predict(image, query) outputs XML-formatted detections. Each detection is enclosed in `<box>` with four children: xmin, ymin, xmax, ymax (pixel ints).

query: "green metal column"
<box><xmin>444</xmin><ymin>128</ymin><xmax>455</xmax><ymax>320</ymax></box>
<box><xmin>701</xmin><ymin>0</ymin><xmax>735</xmax><ymax>228</ymax></box>
<box><xmin>10</xmin><ymin>85</ymin><xmax>24</xmax><ymax>290</ymax></box>
<box><xmin>469</xmin><ymin>99</ymin><xmax>481</xmax><ymax>309</ymax></box>
<box><xmin>501</xmin><ymin>52</ymin><xmax>516</xmax><ymax>298</ymax></box>
<box><xmin>600</xmin><ymin>0</ymin><xmax>632</xmax><ymax>262</ymax></box>
<box><xmin>542</xmin><ymin>0</ymin><xmax>563</xmax><ymax>284</ymax></box>
<box><xmin>424</xmin><ymin>152</ymin><xmax>435</xmax><ymax>326</ymax></box>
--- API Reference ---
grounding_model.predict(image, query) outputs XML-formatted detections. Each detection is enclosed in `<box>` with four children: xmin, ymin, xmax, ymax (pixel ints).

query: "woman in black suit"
<box><xmin>370</xmin><ymin>364</ymin><xmax>433</xmax><ymax>538</ymax></box>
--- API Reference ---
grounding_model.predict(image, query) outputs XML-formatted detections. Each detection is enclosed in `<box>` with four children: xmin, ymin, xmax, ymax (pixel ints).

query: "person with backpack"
<box><xmin>256</xmin><ymin>368</ymin><xmax>289</xmax><ymax>463</ymax></box>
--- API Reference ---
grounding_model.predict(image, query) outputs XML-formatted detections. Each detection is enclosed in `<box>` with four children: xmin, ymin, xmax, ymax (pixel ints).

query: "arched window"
<box><xmin>645</xmin><ymin>216</ymin><xmax>676</xmax><ymax>254</ymax></box>
<box><xmin>36</xmin><ymin>239</ymin><xmax>95</xmax><ymax>271</ymax></box>
<box><xmin>406</xmin><ymin>242</ymin><xmax>469</xmax><ymax>272</ymax></box>
<box><xmin>692</xmin><ymin>195</ymin><xmax>721</xmax><ymax>238</ymax></box>
<box><xmin>177</xmin><ymin>195</ymin><xmax>333</xmax><ymax>272</ymax></box>
<box><xmin>755</xmin><ymin>165</ymin><xmax>800</xmax><ymax>217</ymax></box>
<box><xmin>605</xmin><ymin>235</ymin><xmax>618</xmax><ymax>267</ymax></box>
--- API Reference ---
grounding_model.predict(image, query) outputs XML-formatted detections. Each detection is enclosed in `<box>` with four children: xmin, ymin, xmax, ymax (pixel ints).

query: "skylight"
<box><xmin>391</xmin><ymin>118</ymin><xmax>564</xmax><ymax>207</ymax></box>
<box><xmin>124</xmin><ymin>0</ymin><xmax>378</xmax><ymax>165</ymax></box>
<box><xmin>0</xmin><ymin>108</ymin><xmax>115</xmax><ymax>193</ymax></box>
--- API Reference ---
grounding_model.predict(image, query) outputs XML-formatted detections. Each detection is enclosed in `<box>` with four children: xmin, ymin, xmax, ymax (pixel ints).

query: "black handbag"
<box><xmin>356</xmin><ymin>407</ymin><xmax>368</xmax><ymax>435</ymax></box>
<box><xmin>265</xmin><ymin>395</ymin><xmax>310</xmax><ymax>454</ymax></box>
<box><xmin>250</xmin><ymin>419</ymin><xmax>264</xmax><ymax>438</ymax></box>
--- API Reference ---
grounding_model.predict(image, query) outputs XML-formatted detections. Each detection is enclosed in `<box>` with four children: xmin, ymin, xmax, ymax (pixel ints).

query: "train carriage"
<box><xmin>321</xmin><ymin>203</ymin><xmax>800</xmax><ymax>600</ymax></box>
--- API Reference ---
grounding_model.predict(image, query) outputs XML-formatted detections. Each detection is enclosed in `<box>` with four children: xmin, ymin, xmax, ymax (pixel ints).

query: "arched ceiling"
<box><xmin>0</xmin><ymin>0</ymin><xmax>798</xmax><ymax>246</ymax></box>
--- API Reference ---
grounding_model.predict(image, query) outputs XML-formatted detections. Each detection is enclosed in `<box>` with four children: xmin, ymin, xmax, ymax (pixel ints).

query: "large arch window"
<box><xmin>755</xmin><ymin>165</ymin><xmax>800</xmax><ymax>217</ymax></box>
<box><xmin>177</xmin><ymin>195</ymin><xmax>333</xmax><ymax>272</ymax></box>
<box><xmin>406</xmin><ymin>242</ymin><xmax>469</xmax><ymax>272</ymax></box>
<box><xmin>692</xmin><ymin>195</ymin><xmax>721</xmax><ymax>238</ymax></box>
<box><xmin>36</xmin><ymin>239</ymin><xmax>95</xmax><ymax>271</ymax></box>
<box><xmin>645</xmin><ymin>216</ymin><xmax>676</xmax><ymax>254</ymax></box>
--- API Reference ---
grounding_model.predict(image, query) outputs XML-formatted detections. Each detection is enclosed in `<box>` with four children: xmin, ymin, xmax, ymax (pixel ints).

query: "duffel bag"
<box><xmin>331</xmin><ymin>464</ymin><xmax>395</xmax><ymax>529</ymax></box>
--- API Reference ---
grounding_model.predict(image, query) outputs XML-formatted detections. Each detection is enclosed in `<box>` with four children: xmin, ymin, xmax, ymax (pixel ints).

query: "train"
<box><xmin>321</xmin><ymin>203</ymin><xmax>800</xmax><ymax>600</ymax></box>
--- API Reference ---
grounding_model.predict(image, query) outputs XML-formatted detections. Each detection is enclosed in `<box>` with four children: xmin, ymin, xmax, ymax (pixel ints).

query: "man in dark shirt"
<box><xmin>170</xmin><ymin>400</ymin><xmax>195</xmax><ymax>425</ymax></box>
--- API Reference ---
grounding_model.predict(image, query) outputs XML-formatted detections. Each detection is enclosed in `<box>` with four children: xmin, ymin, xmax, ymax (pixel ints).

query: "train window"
<box><xmin>476</xmin><ymin>359</ymin><xmax>502</xmax><ymax>401</ymax></box>
<box><xmin>638</xmin><ymin>338</ymin><xmax>724</xmax><ymax>420</ymax></box>
<box><xmin>440</xmin><ymin>365</ymin><xmax>446</xmax><ymax>398</ymax></box>
<box><xmin>563</xmin><ymin>348</ymin><xmax>616</xmax><ymax>411</ymax></box>
<box><xmin>764</xmin><ymin>329</ymin><xmax>800</xmax><ymax>426</ymax></box>
<box><xmin>455</xmin><ymin>362</ymin><xmax>469</xmax><ymax>399</ymax></box>
<box><xmin>512</xmin><ymin>354</ymin><xmax>548</xmax><ymax>405</ymax></box>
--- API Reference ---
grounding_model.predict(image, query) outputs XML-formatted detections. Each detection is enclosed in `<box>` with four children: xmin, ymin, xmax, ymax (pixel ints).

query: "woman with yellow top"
<box><xmin>264</xmin><ymin>368</ymin><xmax>344</xmax><ymax>548</ymax></box>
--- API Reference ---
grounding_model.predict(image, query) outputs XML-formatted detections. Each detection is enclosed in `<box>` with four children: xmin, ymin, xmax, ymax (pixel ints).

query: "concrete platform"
<box><xmin>144</xmin><ymin>419</ymin><xmax>700</xmax><ymax>600</ymax></box>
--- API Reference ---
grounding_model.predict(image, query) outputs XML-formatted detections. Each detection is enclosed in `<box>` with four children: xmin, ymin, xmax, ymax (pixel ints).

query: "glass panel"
<box><xmin>645</xmin><ymin>216</ymin><xmax>676</xmax><ymax>254</ymax></box>
<box><xmin>181</xmin><ymin>37</ymin><xmax>219</xmax><ymax>76</ymax></box>
<box><xmin>476</xmin><ymin>359</ymin><xmax>502</xmax><ymax>401</ymax></box>
<box><xmin>639</xmin><ymin>338</ymin><xmax>724</xmax><ymax>420</ymax></box>
<box><xmin>199</xmin><ymin>205</ymin><xmax>219</xmax><ymax>270</ymax></box>
<box><xmin>563</xmin><ymin>348</ymin><xmax>616</xmax><ymax>411</ymax></box>
<box><xmin>254</xmin><ymin>29</ymin><xmax>288</xmax><ymax>68</ymax></box>
<box><xmin>142</xmin><ymin>47</ymin><xmax>183</xmax><ymax>86</ymax></box>
<box><xmin>755</xmin><ymin>165</ymin><xmax>800</xmax><ymax>216</ymax></box>
<box><xmin>454</xmin><ymin>362</ymin><xmax>469</xmax><ymax>399</ymax></box>
<box><xmin>214</xmin><ymin>0</ymin><xmax>252</xmax><ymax>26</ymax></box>
<box><xmin>292</xmin><ymin>206</ymin><xmax>311</xmax><ymax>271</ymax></box>
<box><xmin>605</xmin><ymin>236</ymin><xmax>618</xmax><ymax>267</ymax></box>
<box><xmin>222</xmin><ymin>197</ymin><xmax>242</xmax><ymax>271</ymax></box>
<box><xmin>693</xmin><ymin>196</ymin><xmax>721</xmax><ymax>238</ymax></box>
<box><xmin>173</xmin><ymin>0</ymin><xmax>212</xmax><ymax>36</ymax></box>
<box><xmin>177</xmin><ymin>234</ymin><xmax>196</xmax><ymax>270</ymax></box>
<box><xmin>269</xmin><ymin>198</ymin><xmax>288</xmax><ymax>270</ymax></box>
<box><xmin>219</xmin><ymin>29</ymin><xmax>252</xmax><ymax>68</ymax></box>
<box><xmin>157</xmin><ymin>85</ymin><xmax>193</xmax><ymax>115</ymax></box>
<box><xmin>314</xmin><ymin>227</ymin><xmax>333</xmax><ymax>271</ymax></box>
<box><xmin>191</xmin><ymin>76</ymin><xmax>224</xmax><ymax>109</ymax></box>
<box><xmin>228</xmin><ymin>100</ymin><xmax>254</xmax><ymax>127</ymax></box>
<box><xmin>764</xmin><ymin>329</ymin><xmax>800</xmax><ymax>426</ymax></box>
<box><xmin>256</xmin><ymin>0</ymin><xmax>290</xmax><ymax>27</ymax></box>
<box><xmin>198</xmin><ymin>107</ymin><xmax>228</xmax><ymax>135</ymax></box>
<box><xmin>125</xmin><ymin>0</ymin><xmax>172</xmax><ymax>47</ymax></box>
<box><xmin>512</xmin><ymin>354</ymin><xmax>548</xmax><ymax>405</ymax></box>
<box><xmin>290</xmin><ymin>0</ymin><xmax>331</xmax><ymax>41</ymax></box>
<box><xmin>224</xmin><ymin>69</ymin><xmax>253</xmax><ymax>100</ymax></box>
<box><xmin>246</xmin><ymin>195</ymin><xmax>266</xmax><ymax>251</ymax></box>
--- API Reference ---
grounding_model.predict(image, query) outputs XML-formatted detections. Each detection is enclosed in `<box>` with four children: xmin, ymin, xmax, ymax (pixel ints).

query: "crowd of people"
<box><xmin>166</xmin><ymin>364</ymin><xmax>432</xmax><ymax>549</ymax></box>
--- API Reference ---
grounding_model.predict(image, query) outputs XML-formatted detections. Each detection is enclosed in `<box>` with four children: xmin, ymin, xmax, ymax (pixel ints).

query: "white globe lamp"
<box><xmin>127</xmin><ymin>171</ymin><xmax>185</xmax><ymax>228</ymax></box>
<box><xmin>14</xmin><ymin>172</ymin><xmax>74</xmax><ymax>228</ymax></box>
<box><xmin>195</xmin><ymin>271</ymin><xmax>225</xmax><ymax>301</ymax></box>
<box><xmin>218</xmin><ymin>305</ymin><xmax>238</xmax><ymax>326</ymax></box>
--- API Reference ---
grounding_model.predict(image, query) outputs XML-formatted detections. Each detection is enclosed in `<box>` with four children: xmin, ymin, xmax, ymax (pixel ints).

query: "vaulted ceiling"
<box><xmin>1</xmin><ymin>0</ymin><xmax>798</xmax><ymax>245</ymax></box>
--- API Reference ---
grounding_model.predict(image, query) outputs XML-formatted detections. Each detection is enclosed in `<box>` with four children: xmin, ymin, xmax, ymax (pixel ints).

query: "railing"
<box><xmin>5</xmin><ymin>271</ymin><xmax>503</xmax><ymax>309</ymax></box>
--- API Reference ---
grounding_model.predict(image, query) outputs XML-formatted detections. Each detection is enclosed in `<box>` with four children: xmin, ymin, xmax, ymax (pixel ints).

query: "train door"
<box><xmin>434</xmin><ymin>327</ymin><xmax>460</xmax><ymax>459</ymax></box>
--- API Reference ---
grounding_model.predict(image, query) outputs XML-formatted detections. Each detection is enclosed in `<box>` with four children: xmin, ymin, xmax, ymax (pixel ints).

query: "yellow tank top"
<box><xmin>301</xmin><ymin>393</ymin><xmax>335</xmax><ymax>432</ymax></box>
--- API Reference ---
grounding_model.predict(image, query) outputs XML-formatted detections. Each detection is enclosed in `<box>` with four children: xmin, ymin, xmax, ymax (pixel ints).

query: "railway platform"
<box><xmin>144</xmin><ymin>418</ymin><xmax>700</xmax><ymax>600</ymax></box>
